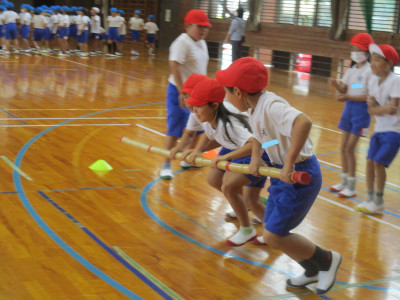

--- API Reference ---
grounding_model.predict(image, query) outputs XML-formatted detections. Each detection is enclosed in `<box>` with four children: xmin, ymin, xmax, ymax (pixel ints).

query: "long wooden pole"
<box><xmin>120</xmin><ymin>137</ymin><xmax>311</xmax><ymax>185</ymax></box>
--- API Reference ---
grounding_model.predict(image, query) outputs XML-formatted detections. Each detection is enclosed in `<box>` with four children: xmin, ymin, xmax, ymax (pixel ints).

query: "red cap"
<box><xmin>185</xmin><ymin>78</ymin><xmax>225</xmax><ymax>107</ymax></box>
<box><xmin>181</xmin><ymin>74</ymin><xmax>207</xmax><ymax>94</ymax></box>
<box><xmin>350</xmin><ymin>33</ymin><xmax>374</xmax><ymax>51</ymax></box>
<box><xmin>215</xmin><ymin>57</ymin><xmax>268</xmax><ymax>93</ymax></box>
<box><xmin>184</xmin><ymin>9</ymin><xmax>211</xmax><ymax>27</ymax></box>
<box><xmin>369</xmin><ymin>44</ymin><xmax>399</xmax><ymax>66</ymax></box>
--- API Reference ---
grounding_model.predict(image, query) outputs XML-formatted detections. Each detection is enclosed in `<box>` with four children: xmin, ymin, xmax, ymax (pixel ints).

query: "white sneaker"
<box><xmin>180</xmin><ymin>160</ymin><xmax>202</xmax><ymax>169</ymax></box>
<box><xmin>338</xmin><ymin>188</ymin><xmax>356</xmax><ymax>198</ymax></box>
<box><xmin>316</xmin><ymin>251</ymin><xmax>342</xmax><ymax>295</ymax></box>
<box><xmin>135</xmin><ymin>50</ymin><xmax>140</xmax><ymax>56</ymax></box>
<box><xmin>160</xmin><ymin>168</ymin><xmax>173</xmax><ymax>180</ymax></box>
<box><xmin>225</xmin><ymin>227</ymin><xmax>257</xmax><ymax>247</ymax></box>
<box><xmin>131</xmin><ymin>50</ymin><xmax>136</xmax><ymax>55</ymax></box>
<box><xmin>115</xmin><ymin>52</ymin><xmax>123</xmax><ymax>56</ymax></box>
<box><xmin>252</xmin><ymin>236</ymin><xmax>267</xmax><ymax>245</ymax></box>
<box><xmin>287</xmin><ymin>273</ymin><xmax>319</xmax><ymax>288</ymax></box>
<box><xmin>13</xmin><ymin>49</ymin><xmax>19</xmax><ymax>53</ymax></box>
<box><xmin>3</xmin><ymin>50</ymin><xmax>10</xmax><ymax>55</ymax></box>
<box><xmin>330</xmin><ymin>183</ymin><xmax>345</xmax><ymax>192</ymax></box>
<box><xmin>355</xmin><ymin>201</ymin><xmax>383</xmax><ymax>215</ymax></box>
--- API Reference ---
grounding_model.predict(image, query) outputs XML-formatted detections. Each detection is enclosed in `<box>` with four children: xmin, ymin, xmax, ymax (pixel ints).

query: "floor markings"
<box><xmin>0</xmin><ymin>123</ymin><xmax>130</xmax><ymax>127</ymax></box>
<box><xmin>0</xmin><ymin>107</ymin><xmax>27</xmax><ymax>124</ymax></box>
<box><xmin>136</xmin><ymin>124</ymin><xmax>166</xmax><ymax>136</ymax></box>
<box><xmin>0</xmin><ymin>117</ymin><xmax>166</xmax><ymax>121</ymax></box>
<box><xmin>1</xmin><ymin>156</ymin><xmax>33</xmax><ymax>181</ymax></box>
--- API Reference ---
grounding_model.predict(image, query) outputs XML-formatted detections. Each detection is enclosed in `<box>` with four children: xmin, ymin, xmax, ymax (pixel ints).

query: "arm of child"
<box><xmin>281</xmin><ymin>114</ymin><xmax>312</xmax><ymax>183</ymax></box>
<box><xmin>184</xmin><ymin>134</ymin><xmax>212</xmax><ymax>164</ymax></box>
<box><xmin>169</xmin><ymin>60</ymin><xmax>184</xmax><ymax>94</ymax></box>
<box><xmin>329</xmin><ymin>78</ymin><xmax>347</xmax><ymax>94</ymax></box>
<box><xmin>212</xmin><ymin>138</ymin><xmax>253</xmax><ymax>168</ymax></box>
<box><xmin>337</xmin><ymin>94</ymin><xmax>367</xmax><ymax>102</ymax></box>
<box><xmin>249</xmin><ymin>139</ymin><xmax>266</xmax><ymax>177</ymax></box>
<box><xmin>368</xmin><ymin>96</ymin><xmax>399</xmax><ymax>115</ymax></box>
<box><xmin>169</xmin><ymin>129</ymin><xmax>197</xmax><ymax>160</ymax></box>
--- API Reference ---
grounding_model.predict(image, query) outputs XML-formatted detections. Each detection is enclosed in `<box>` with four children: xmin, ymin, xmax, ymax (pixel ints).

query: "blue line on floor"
<box><xmin>0</xmin><ymin>107</ymin><xmax>27</xmax><ymax>124</ymax></box>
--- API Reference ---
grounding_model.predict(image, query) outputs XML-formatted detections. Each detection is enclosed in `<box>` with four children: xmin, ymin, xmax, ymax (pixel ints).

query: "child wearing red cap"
<box><xmin>160</xmin><ymin>9</ymin><xmax>211</xmax><ymax>180</ymax></box>
<box><xmin>355</xmin><ymin>44</ymin><xmax>400</xmax><ymax>214</ymax></box>
<box><xmin>216</xmin><ymin>57</ymin><xmax>341</xmax><ymax>295</ymax></box>
<box><xmin>329</xmin><ymin>33</ymin><xmax>374</xmax><ymax>198</ymax></box>
<box><xmin>182</xmin><ymin>78</ymin><xmax>269</xmax><ymax>246</ymax></box>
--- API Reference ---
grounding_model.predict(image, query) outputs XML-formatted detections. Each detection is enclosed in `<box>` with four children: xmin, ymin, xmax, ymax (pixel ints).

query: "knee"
<box><xmin>207</xmin><ymin>178</ymin><xmax>221</xmax><ymax>191</ymax></box>
<box><xmin>263</xmin><ymin>231</ymin><xmax>282</xmax><ymax>249</ymax></box>
<box><xmin>221</xmin><ymin>181</ymin><xmax>241</xmax><ymax>197</ymax></box>
<box><xmin>367</xmin><ymin>159</ymin><xmax>374</xmax><ymax>167</ymax></box>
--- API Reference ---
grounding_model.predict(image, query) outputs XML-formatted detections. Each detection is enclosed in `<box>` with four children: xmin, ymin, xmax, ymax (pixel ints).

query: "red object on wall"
<box><xmin>295</xmin><ymin>53</ymin><xmax>312</xmax><ymax>73</ymax></box>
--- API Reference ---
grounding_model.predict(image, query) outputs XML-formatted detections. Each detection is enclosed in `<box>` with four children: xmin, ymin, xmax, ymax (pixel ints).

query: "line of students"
<box><xmin>0</xmin><ymin>2</ymin><xmax>158</xmax><ymax>58</ymax></box>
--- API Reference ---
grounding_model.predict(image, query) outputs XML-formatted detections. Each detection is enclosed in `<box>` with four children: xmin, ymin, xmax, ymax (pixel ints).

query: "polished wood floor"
<box><xmin>0</xmin><ymin>49</ymin><xmax>399</xmax><ymax>300</ymax></box>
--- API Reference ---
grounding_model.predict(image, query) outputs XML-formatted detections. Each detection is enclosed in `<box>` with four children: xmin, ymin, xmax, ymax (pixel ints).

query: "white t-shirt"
<box><xmin>50</xmin><ymin>14</ymin><xmax>58</xmax><ymax>33</ymax></box>
<box><xmin>341</xmin><ymin>62</ymin><xmax>372</xmax><ymax>97</ymax></box>
<box><xmin>120</xmin><ymin>23</ymin><xmax>126</xmax><ymax>35</ymax></box>
<box><xmin>32</xmin><ymin>15</ymin><xmax>47</xmax><ymax>29</ymax></box>
<box><xmin>3</xmin><ymin>11</ymin><xmax>19</xmax><ymax>24</ymax></box>
<box><xmin>368</xmin><ymin>72</ymin><xmax>400</xmax><ymax>133</ymax></box>
<box><xmin>90</xmin><ymin>15</ymin><xmax>100</xmax><ymax>33</ymax></box>
<box><xmin>19</xmin><ymin>12</ymin><xmax>31</xmax><ymax>25</ymax></box>
<box><xmin>186</xmin><ymin>101</ymin><xmax>243</xmax><ymax>131</ymax></box>
<box><xmin>107</xmin><ymin>15</ymin><xmax>122</xmax><ymax>28</ymax></box>
<box><xmin>58</xmin><ymin>14</ymin><xmax>69</xmax><ymax>28</ymax></box>
<box><xmin>77</xmin><ymin>15</ymin><xmax>90</xmax><ymax>31</ymax></box>
<box><xmin>249</xmin><ymin>92</ymin><xmax>314</xmax><ymax>165</ymax></box>
<box><xmin>129</xmin><ymin>17</ymin><xmax>144</xmax><ymax>30</ymax></box>
<box><xmin>168</xmin><ymin>33</ymin><xmax>209</xmax><ymax>87</ymax></box>
<box><xmin>144</xmin><ymin>21</ymin><xmax>158</xmax><ymax>34</ymax></box>
<box><xmin>69</xmin><ymin>15</ymin><xmax>76</xmax><ymax>25</ymax></box>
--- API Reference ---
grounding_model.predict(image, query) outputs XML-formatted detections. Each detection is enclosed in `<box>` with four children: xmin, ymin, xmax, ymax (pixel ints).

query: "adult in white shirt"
<box><xmin>90</xmin><ymin>7</ymin><xmax>101</xmax><ymax>54</ymax></box>
<box><xmin>19</xmin><ymin>4</ymin><xmax>32</xmax><ymax>51</ymax></box>
<box><xmin>2</xmin><ymin>2</ymin><xmax>20</xmax><ymax>53</ymax></box>
<box><xmin>129</xmin><ymin>10</ymin><xmax>143</xmax><ymax>55</ymax></box>
<box><xmin>223</xmin><ymin>6</ymin><xmax>246</xmax><ymax>62</ymax></box>
<box><xmin>160</xmin><ymin>9</ymin><xmax>211</xmax><ymax>179</ymax></box>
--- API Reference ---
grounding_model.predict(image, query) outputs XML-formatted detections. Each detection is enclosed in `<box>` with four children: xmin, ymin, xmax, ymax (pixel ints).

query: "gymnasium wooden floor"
<box><xmin>0</xmin><ymin>49</ymin><xmax>399</xmax><ymax>300</ymax></box>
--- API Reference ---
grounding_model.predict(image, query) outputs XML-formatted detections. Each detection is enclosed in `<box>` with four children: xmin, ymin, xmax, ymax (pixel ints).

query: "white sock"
<box><xmin>341</xmin><ymin>173</ymin><xmax>348</xmax><ymax>186</ymax></box>
<box><xmin>228</xmin><ymin>226</ymin><xmax>256</xmax><ymax>245</ymax></box>
<box><xmin>347</xmin><ymin>177</ymin><xmax>356</xmax><ymax>191</ymax></box>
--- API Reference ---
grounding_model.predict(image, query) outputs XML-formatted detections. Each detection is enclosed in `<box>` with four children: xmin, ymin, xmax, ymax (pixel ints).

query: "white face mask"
<box><xmin>351</xmin><ymin>51</ymin><xmax>368</xmax><ymax>64</ymax></box>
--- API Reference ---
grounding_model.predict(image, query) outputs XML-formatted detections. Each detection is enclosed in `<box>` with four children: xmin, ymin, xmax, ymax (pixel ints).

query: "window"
<box><xmin>275</xmin><ymin>0</ymin><xmax>331</xmax><ymax>27</ymax></box>
<box><xmin>197</xmin><ymin>0</ymin><xmax>249</xmax><ymax>20</ymax></box>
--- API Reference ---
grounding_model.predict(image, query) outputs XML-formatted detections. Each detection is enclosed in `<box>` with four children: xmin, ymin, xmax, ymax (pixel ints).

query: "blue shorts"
<box><xmin>20</xmin><ymin>25</ymin><xmax>30</xmax><ymax>39</ymax></box>
<box><xmin>264</xmin><ymin>155</ymin><xmax>322</xmax><ymax>236</ymax></box>
<box><xmin>33</xmin><ymin>28</ymin><xmax>45</xmax><ymax>41</ymax></box>
<box><xmin>91</xmin><ymin>33</ymin><xmax>100</xmax><ymax>39</ymax></box>
<box><xmin>367</xmin><ymin>132</ymin><xmax>400</xmax><ymax>167</ymax></box>
<box><xmin>117</xmin><ymin>34</ymin><xmax>125</xmax><ymax>42</ymax></box>
<box><xmin>69</xmin><ymin>24</ymin><xmax>77</xmax><ymax>38</ymax></box>
<box><xmin>43</xmin><ymin>27</ymin><xmax>51</xmax><ymax>40</ymax></box>
<box><xmin>0</xmin><ymin>25</ymin><xmax>3</xmax><ymax>38</ymax></box>
<box><xmin>99</xmin><ymin>34</ymin><xmax>106</xmax><ymax>41</ymax></box>
<box><xmin>59</xmin><ymin>27</ymin><xmax>69</xmax><ymax>39</ymax></box>
<box><xmin>78</xmin><ymin>30</ymin><xmax>89</xmax><ymax>43</ymax></box>
<box><xmin>166</xmin><ymin>83</ymin><xmax>190</xmax><ymax>137</ymax></box>
<box><xmin>108</xmin><ymin>27</ymin><xmax>119</xmax><ymax>41</ymax></box>
<box><xmin>338</xmin><ymin>101</ymin><xmax>370</xmax><ymax>136</ymax></box>
<box><xmin>4</xmin><ymin>23</ymin><xmax>18</xmax><ymax>40</ymax></box>
<box><xmin>147</xmin><ymin>33</ymin><xmax>155</xmax><ymax>43</ymax></box>
<box><xmin>130</xmin><ymin>30</ymin><xmax>141</xmax><ymax>41</ymax></box>
<box><xmin>219</xmin><ymin>147</ymin><xmax>270</xmax><ymax>188</ymax></box>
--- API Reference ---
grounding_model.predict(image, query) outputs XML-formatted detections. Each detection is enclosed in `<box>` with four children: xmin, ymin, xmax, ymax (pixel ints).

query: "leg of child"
<box><xmin>243</xmin><ymin>186</ymin><xmax>265</xmax><ymax>221</ymax></box>
<box><xmin>207</xmin><ymin>168</ymin><xmax>223</xmax><ymax>192</ymax></box>
<box><xmin>366</xmin><ymin>158</ymin><xmax>375</xmax><ymax>202</ymax></box>
<box><xmin>374</xmin><ymin>161</ymin><xmax>386</xmax><ymax>206</ymax></box>
<box><xmin>331</xmin><ymin>131</ymin><xmax>350</xmax><ymax>192</ymax></box>
<box><xmin>339</xmin><ymin>133</ymin><xmax>360</xmax><ymax>197</ymax></box>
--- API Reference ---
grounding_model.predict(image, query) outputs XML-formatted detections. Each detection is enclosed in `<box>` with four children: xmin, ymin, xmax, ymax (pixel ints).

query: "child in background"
<box><xmin>2</xmin><ymin>1</ymin><xmax>20</xmax><ymax>54</ymax></box>
<box><xmin>57</xmin><ymin>6</ymin><xmax>69</xmax><ymax>56</ymax></box>
<box><xmin>76</xmin><ymin>7</ymin><xmax>90</xmax><ymax>57</ymax></box>
<box><xmin>32</xmin><ymin>8</ymin><xmax>47</xmax><ymax>53</ymax></box>
<box><xmin>106</xmin><ymin>7</ymin><xmax>120</xmax><ymax>56</ymax></box>
<box><xmin>90</xmin><ymin>7</ymin><xmax>101</xmax><ymax>55</ymax></box>
<box><xmin>216</xmin><ymin>57</ymin><xmax>342</xmax><ymax>295</ymax></box>
<box><xmin>68</xmin><ymin>6</ymin><xmax>78</xmax><ymax>52</ymax></box>
<box><xmin>116</xmin><ymin>10</ymin><xmax>126</xmax><ymax>56</ymax></box>
<box><xmin>19</xmin><ymin>4</ymin><xmax>31</xmax><ymax>52</ymax></box>
<box><xmin>42</xmin><ymin>10</ymin><xmax>53</xmax><ymax>52</ymax></box>
<box><xmin>129</xmin><ymin>9</ymin><xmax>143</xmax><ymax>56</ymax></box>
<box><xmin>144</xmin><ymin>14</ymin><xmax>158</xmax><ymax>57</ymax></box>
<box><xmin>355</xmin><ymin>44</ymin><xmax>400</xmax><ymax>214</ymax></box>
<box><xmin>329</xmin><ymin>33</ymin><xmax>374</xmax><ymax>198</ymax></box>
<box><xmin>49</xmin><ymin>6</ymin><xmax>59</xmax><ymax>52</ymax></box>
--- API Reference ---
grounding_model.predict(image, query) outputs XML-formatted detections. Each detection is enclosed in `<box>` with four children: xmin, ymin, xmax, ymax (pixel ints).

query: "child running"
<box><xmin>216</xmin><ymin>57</ymin><xmax>342</xmax><ymax>295</ymax></box>
<box><xmin>355</xmin><ymin>44</ymin><xmax>400</xmax><ymax>214</ymax></box>
<box><xmin>182</xmin><ymin>78</ymin><xmax>268</xmax><ymax>246</ymax></box>
<box><xmin>329</xmin><ymin>33</ymin><xmax>374</xmax><ymax>198</ymax></box>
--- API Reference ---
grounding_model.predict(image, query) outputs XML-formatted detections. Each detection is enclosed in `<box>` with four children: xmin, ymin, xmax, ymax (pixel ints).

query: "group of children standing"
<box><xmin>329</xmin><ymin>33</ymin><xmax>400</xmax><ymax>215</ymax></box>
<box><xmin>0</xmin><ymin>1</ymin><xmax>159</xmax><ymax>57</ymax></box>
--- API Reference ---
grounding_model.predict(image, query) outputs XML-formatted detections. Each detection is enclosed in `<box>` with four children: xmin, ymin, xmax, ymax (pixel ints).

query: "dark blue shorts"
<box><xmin>108</xmin><ymin>27</ymin><xmax>119</xmax><ymax>41</ymax></box>
<box><xmin>20</xmin><ymin>25</ymin><xmax>30</xmax><ymax>39</ymax></box>
<box><xmin>0</xmin><ymin>25</ymin><xmax>3</xmax><ymax>38</ymax></box>
<box><xmin>99</xmin><ymin>34</ymin><xmax>106</xmax><ymax>41</ymax></box>
<box><xmin>117</xmin><ymin>34</ymin><xmax>125</xmax><ymax>42</ymax></box>
<box><xmin>166</xmin><ymin>83</ymin><xmax>190</xmax><ymax>137</ymax></box>
<box><xmin>59</xmin><ymin>27</ymin><xmax>69</xmax><ymax>39</ymax></box>
<box><xmin>4</xmin><ymin>23</ymin><xmax>18</xmax><ymax>40</ymax></box>
<box><xmin>219</xmin><ymin>147</ymin><xmax>270</xmax><ymax>188</ymax></box>
<box><xmin>78</xmin><ymin>30</ymin><xmax>89</xmax><ymax>43</ymax></box>
<box><xmin>264</xmin><ymin>155</ymin><xmax>322</xmax><ymax>236</ymax></box>
<box><xmin>43</xmin><ymin>27</ymin><xmax>51</xmax><ymax>40</ymax></box>
<box><xmin>130</xmin><ymin>30</ymin><xmax>141</xmax><ymax>41</ymax></box>
<box><xmin>91</xmin><ymin>33</ymin><xmax>100</xmax><ymax>39</ymax></box>
<box><xmin>367</xmin><ymin>132</ymin><xmax>400</xmax><ymax>167</ymax></box>
<box><xmin>33</xmin><ymin>28</ymin><xmax>45</xmax><ymax>41</ymax></box>
<box><xmin>147</xmin><ymin>33</ymin><xmax>155</xmax><ymax>43</ymax></box>
<box><xmin>69</xmin><ymin>24</ymin><xmax>77</xmax><ymax>38</ymax></box>
<box><xmin>338</xmin><ymin>101</ymin><xmax>370</xmax><ymax>136</ymax></box>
